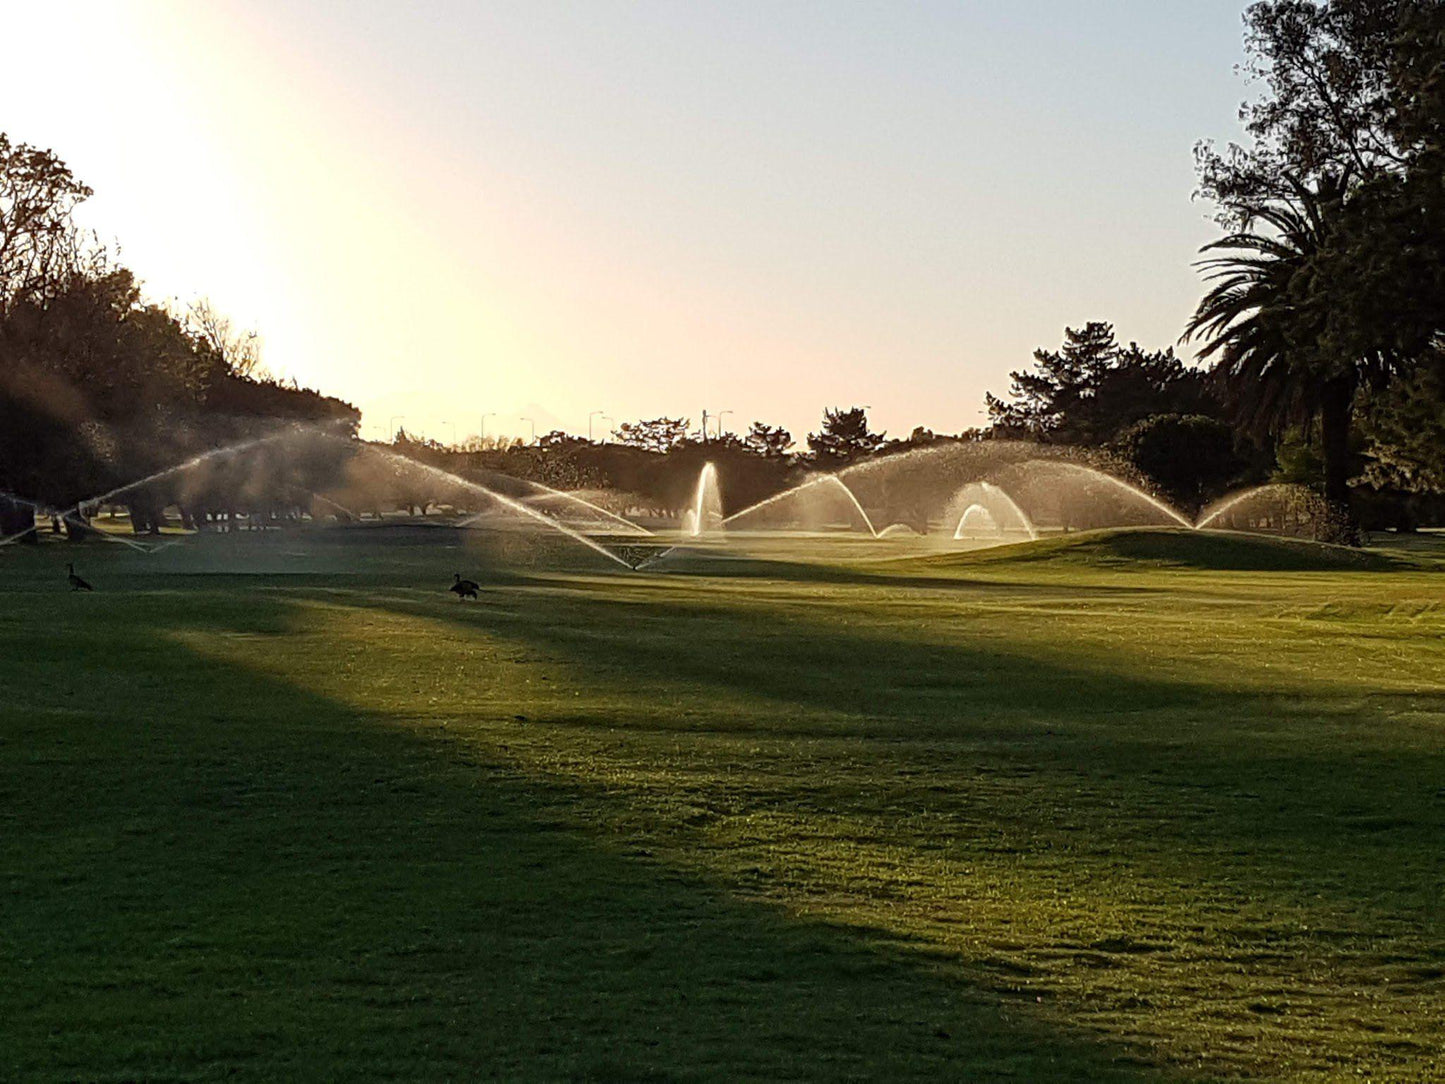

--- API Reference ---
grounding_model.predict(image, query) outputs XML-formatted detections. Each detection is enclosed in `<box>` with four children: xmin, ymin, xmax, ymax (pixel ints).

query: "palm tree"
<box><xmin>1183</xmin><ymin>175</ymin><xmax>1388</xmax><ymax>505</ymax></box>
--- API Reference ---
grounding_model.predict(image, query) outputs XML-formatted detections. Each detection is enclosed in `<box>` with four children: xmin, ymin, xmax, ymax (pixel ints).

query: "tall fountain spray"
<box><xmin>687</xmin><ymin>464</ymin><xmax>724</xmax><ymax>538</ymax></box>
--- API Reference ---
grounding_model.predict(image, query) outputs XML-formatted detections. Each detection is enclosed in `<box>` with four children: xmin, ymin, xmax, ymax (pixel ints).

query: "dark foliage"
<box><xmin>1113</xmin><ymin>414</ymin><xmax>1244</xmax><ymax>511</ymax></box>
<box><xmin>1188</xmin><ymin>2</ymin><xmax>1445</xmax><ymax>508</ymax></box>
<box><xmin>807</xmin><ymin>407</ymin><xmax>885</xmax><ymax>469</ymax></box>
<box><xmin>987</xmin><ymin>322</ymin><xmax>1223</xmax><ymax>447</ymax></box>
<box><xmin>612</xmin><ymin>417</ymin><xmax>690</xmax><ymax>453</ymax></box>
<box><xmin>0</xmin><ymin>133</ymin><xmax>359</xmax><ymax>536</ymax></box>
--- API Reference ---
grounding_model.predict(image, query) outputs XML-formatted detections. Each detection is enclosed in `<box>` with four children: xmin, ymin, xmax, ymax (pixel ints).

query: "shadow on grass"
<box><xmin>363</xmin><ymin>582</ymin><xmax>1445</xmax><ymax>922</ymax></box>
<box><xmin>643</xmin><ymin>554</ymin><xmax>1179</xmax><ymax>596</ymax></box>
<box><xmin>0</xmin><ymin>594</ymin><xmax>1179</xmax><ymax>1081</ymax></box>
<box><xmin>371</xmin><ymin>580</ymin><xmax>1215</xmax><ymax>732</ymax></box>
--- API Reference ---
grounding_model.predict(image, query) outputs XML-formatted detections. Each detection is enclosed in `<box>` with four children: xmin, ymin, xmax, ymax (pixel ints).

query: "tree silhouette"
<box><xmin>612</xmin><ymin>417</ymin><xmax>690</xmax><ymax>453</ymax></box>
<box><xmin>986</xmin><ymin>323</ymin><xmax>1118</xmax><ymax>440</ymax></box>
<box><xmin>185</xmin><ymin>298</ymin><xmax>265</xmax><ymax>379</ymax></box>
<box><xmin>807</xmin><ymin>407</ymin><xmax>884</xmax><ymax>468</ymax></box>
<box><xmin>1114</xmin><ymin>414</ymin><xmax>1241</xmax><ymax>510</ymax></box>
<box><xmin>744</xmin><ymin>421</ymin><xmax>793</xmax><ymax>458</ymax></box>
<box><xmin>1194</xmin><ymin>0</ymin><xmax>1404</xmax><ymax>217</ymax></box>
<box><xmin>0</xmin><ymin>131</ymin><xmax>359</xmax><ymax>532</ymax></box>
<box><xmin>0</xmin><ymin>133</ymin><xmax>94</xmax><ymax>319</ymax></box>
<box><xmin>1190</xmin><ymin>2</ymin><xmax>1445</xmax><ymax>508</ymax></box>
<box><xmin>1185</xmin><ymin>178</ymin><xmax>1350</xmax><ymax>502</ymax></box>
<box><xmin>987</xmin><ymin>323</ymin><xmax>1217</xmax><ymax>446</ymax></box>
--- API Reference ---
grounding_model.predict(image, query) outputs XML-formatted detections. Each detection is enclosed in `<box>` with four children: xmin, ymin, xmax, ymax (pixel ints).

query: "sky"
<box><xmin>2</xmin><ymin>1</ymin><xmax>1252</xmax><ymax>445</ymax></box>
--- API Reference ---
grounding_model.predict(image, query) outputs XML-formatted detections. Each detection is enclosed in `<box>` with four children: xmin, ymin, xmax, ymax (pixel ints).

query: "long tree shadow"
<box><xmin>363</xmin><ymin>578</ymin><xmax>1240</xmax><ymax>732</ymax></box>
<box><xmin>361</xmin><ymin>582</ymin><xmax>1445</xmax><ymax>933</ymax></box>
<box><xmin>0</xmin><ymin>592</ymin><xmax>1183</xmax><ymax>1081</ymax></box>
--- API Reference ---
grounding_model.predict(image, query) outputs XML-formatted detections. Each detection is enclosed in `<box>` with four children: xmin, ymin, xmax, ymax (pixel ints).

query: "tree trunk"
<box><xmin>1318</xmin><ymin>376</ymin><xmax>1357</xmax><ymax>506</ymax></box>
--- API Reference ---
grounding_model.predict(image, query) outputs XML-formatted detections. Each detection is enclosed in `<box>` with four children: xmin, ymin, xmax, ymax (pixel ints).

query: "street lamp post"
<box><xmin>480</xmin><ymin>413</ymin><xmax>496</xmax><ymax>443</ymax></box>
<box><xmin>389</xmin><ymin>415</ymin><xmax>406</xmax><ymax>442</ymax></box>
<box><xmin>589</xmin><ymin>410</ymin><xmax>606</xmax><ymax>442</ymax></box>
<box><xmin>716</xmin><ymin>410</ymin><xmax>734</xmax><ymax>438</ymax></box>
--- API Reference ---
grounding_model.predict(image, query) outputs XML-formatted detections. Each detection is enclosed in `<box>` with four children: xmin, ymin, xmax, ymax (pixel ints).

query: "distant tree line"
<box><xmin>5</xmin><ymin>0</ymin><xmax>1443</xmax><ymax>539</ymax></box>
<box><xmin>0</xmin><ymin>134</ymin><xmax>358</xmax><ymax>539</ymax></box>
<box><xmin>379</xmin><ymin>406</ymin><xmax>966</xmax><ymax>522</ymax></box>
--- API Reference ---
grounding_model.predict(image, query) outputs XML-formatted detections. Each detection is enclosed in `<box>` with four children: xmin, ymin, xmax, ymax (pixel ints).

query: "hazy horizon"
<box><xmin>4</xmin><ymin>1</ymin><xmax>1249</xmax><ymax>444</ymax></box>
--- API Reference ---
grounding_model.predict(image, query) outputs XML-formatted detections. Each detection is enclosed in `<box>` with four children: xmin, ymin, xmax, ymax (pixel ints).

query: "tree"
<box><xmin>185</xmin><ymin>297</ymin><xmax>265</xmax><ymax>378</ymax></box>
<box><xmin>986</xmin><ymin>322</ymin><xmax>1117</xmax><ymax>439</ymax></box>
<box><xmin>1113</xmin><ymin>414</ymin><xmax>1242</xmax><ymax>510</ymax></box>
<box><xmin>612</xmin><ymin>417</ymin><xmax>690</xmax><ymax>453</ymax></box>
<box><xmin>744</xmin><ymin>421</ymin><xmax>793</xmax><ymax>458</ymax></box>
<box><xmin>0</xmin><ymin>133</ymin><xmax>94</xmax><ymax>318</ymax></box>
<box><xmin>1183</xmin><ymin>177</ymin><xmax>1379</xmax><ymax>503</ymax></box>
<box><xmin>1188</xmin><ymin>3</ymin><xmax>1445</xmax><ymax>506</ymax></box>
<box><xmin>0</xmin><ymin>133</ymin><xmax>362</xmax><ymax>531</ymax></box>
<box><xmin>987</xmin><ymin>323</ymin><xmax>1218</xmax><ymax>445</ymax></box>
<box><xmin>807</xmin><ymin>407</ymin><xmax>884</xmax><ymax>468</ymax></box>
<box><xmin>1360</xmin><ymin>350</ymin><xmax>1445</xmax><ymax>491</ymax></box>
<box><xmin>1194</xmin><ymin>0</ymin><xmax>1407</xmax><ymax>217</ymax></box>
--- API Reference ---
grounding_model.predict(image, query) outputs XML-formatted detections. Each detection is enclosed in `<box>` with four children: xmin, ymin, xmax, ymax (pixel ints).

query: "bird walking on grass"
<box><xmin>67</xmin><ymin>563</ymin><xmax>94</xmax><ymax>592</ymax></box>
<box><xmin>449</xmin><ymin>572</ymin><xmax>479</xmax><ymax>600</ymax></box>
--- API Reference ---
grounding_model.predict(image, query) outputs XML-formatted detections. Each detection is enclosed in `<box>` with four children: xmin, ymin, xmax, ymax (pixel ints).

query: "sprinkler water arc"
<box><xmin>723</xmin><ymin>474</ymin><xmax>877</xmax><ymax>537</ymax></box>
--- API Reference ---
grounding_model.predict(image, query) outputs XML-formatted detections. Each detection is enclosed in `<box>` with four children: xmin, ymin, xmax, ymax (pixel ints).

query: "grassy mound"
<box><xmin>906</xmin><ymin>527</ymin><xmax>1413</xmax><ymax>573</ymax></box>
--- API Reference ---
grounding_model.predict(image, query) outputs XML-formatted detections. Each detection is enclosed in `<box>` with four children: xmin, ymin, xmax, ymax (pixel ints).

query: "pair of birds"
<box><xmin>449</xmin><ymin>572</ymin><xmax>480</xmax><ymax>600</ymax></box>
<box><xmin>70</xmin><ymin>564</ymin><xmax>480</xmax><ymax>599</ymax></box>
<box><xmin>69</xmin><ymin>563</ymin><xmax>467</xmax><ymax>599</ymax></box>
<box><xmin>68</xmin><ymin>564</ymin><xmax>474</xmax><ymax>598</ymax></box>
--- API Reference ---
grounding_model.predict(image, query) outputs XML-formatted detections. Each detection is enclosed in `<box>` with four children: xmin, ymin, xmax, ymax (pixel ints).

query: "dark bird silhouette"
<box><xmin>67</xmin><ymin>563</ymin><xmax>94</xmax><ymax>592</ymax></box>
<box><xmin>449</xmin><ymin>572</ymin><xmax>479</xmax><ymax>600</ymax></box>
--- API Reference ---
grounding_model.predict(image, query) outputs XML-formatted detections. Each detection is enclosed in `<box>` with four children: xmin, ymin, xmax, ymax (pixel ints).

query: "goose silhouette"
<box><xmin>449</xmin><ymin>572</ymin><xmax>479</xmax><ymax>600</ymax></box>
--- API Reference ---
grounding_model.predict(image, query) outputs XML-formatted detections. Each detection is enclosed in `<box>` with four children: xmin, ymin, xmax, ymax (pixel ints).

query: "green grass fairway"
<box><xmin>3</xmin><ymin>528</ymin><xmax>1444</xmax><ymax>1080</ymax></box>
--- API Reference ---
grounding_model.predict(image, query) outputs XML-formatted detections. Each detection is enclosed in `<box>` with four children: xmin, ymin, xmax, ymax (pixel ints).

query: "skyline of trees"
<box><xmin>3</xmin><ymin>1</ymin><xmax>1444</xmax><ymax>538</ymax></box>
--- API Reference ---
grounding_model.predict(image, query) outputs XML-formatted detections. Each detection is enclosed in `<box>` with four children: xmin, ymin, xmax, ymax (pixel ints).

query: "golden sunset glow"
<box><xmin>4</xmin><ymin>1</ymin><xmax>1244</xmax><ymax>440</ymax></box>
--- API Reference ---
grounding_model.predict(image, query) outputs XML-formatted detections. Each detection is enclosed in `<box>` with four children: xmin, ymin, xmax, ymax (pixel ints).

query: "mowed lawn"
<box><xmin>2</xmin><ymin>529</ymin><xmax>1443</xmax><ymax>1081</ymax></box>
